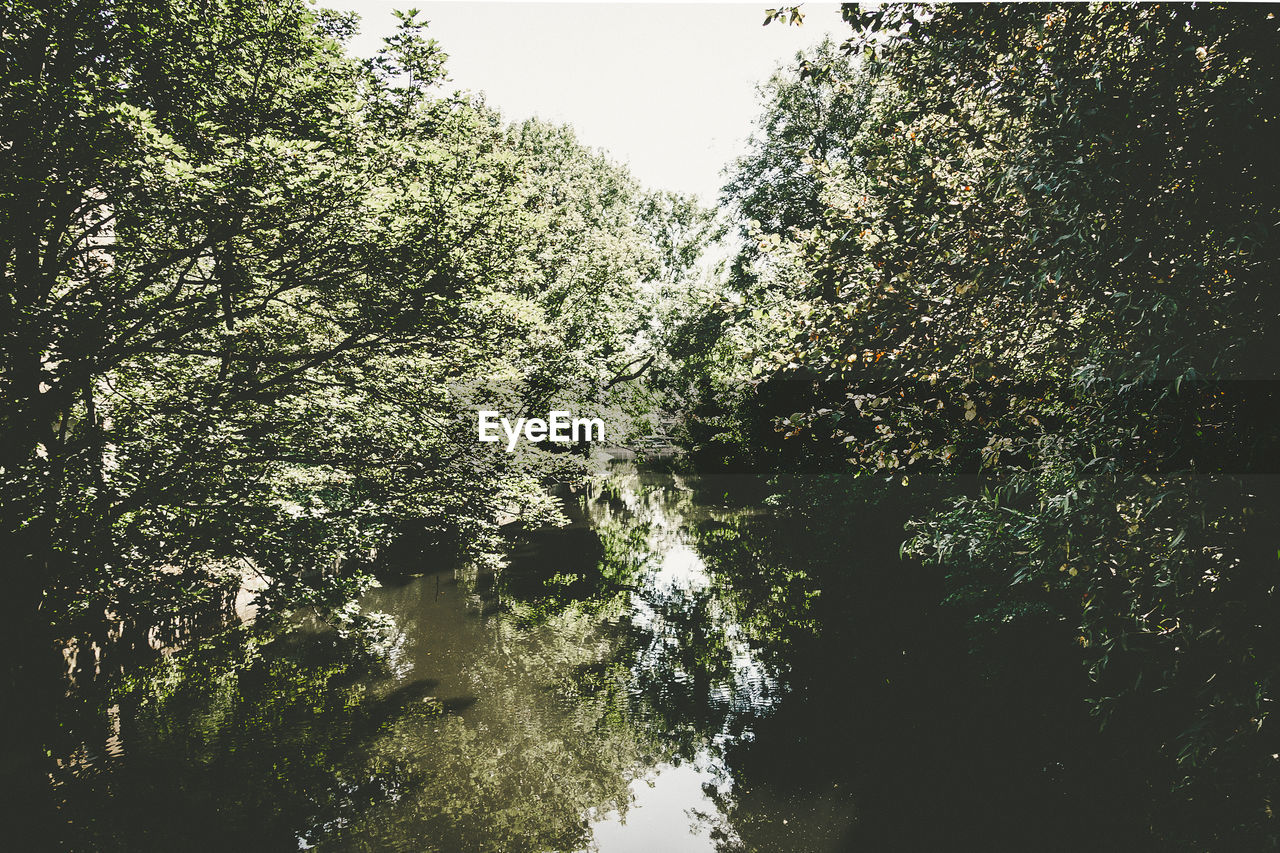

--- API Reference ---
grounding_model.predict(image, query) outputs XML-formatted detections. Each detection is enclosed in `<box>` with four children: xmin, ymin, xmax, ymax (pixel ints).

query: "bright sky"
<box><xmin>323</xmin><ymin>1</ymin><xmax>848</xmax><ymax>203</ymax></box>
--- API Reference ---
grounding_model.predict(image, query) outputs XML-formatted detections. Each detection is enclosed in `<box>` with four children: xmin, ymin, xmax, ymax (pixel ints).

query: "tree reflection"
<box><xmin>44</xmin><ymin>462</ymin><xmax>835</xmax><ymax>852</ymax></box>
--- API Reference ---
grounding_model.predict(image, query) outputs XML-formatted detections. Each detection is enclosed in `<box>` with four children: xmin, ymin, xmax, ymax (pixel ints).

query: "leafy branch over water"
<box><xmin>675</xmin><ymin>4</ymin><xmax>1280</xmax><ymax>847</ymax></box>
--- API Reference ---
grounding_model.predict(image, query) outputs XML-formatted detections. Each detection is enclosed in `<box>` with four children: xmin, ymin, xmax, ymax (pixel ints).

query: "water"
<box><xmin>26</xmin><ymin>462</ymin><xmax>1150</xmax><ymax>851</ymax></box>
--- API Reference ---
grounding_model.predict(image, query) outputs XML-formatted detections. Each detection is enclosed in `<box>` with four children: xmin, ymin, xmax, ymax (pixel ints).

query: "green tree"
<box><xmin>694</xmin><ymin>4</ymin><xmax>1280</xmax><ymax>844</ymax></box>
<box><xmin>0</xmin><ymin>0</ymin><xmax>713</xmax><ymax>777</ymax></box>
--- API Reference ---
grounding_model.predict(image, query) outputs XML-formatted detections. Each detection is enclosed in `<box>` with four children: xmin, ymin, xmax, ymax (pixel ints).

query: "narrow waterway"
<box><xmin>40</xmin><ymin>461</ymin><xmax>1147</xmax><ymax>851</ymax></box>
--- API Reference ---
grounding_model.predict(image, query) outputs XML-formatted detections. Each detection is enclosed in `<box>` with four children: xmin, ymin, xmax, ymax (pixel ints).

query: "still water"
<box><xmin>38</xmin><ymin>462</ymin><xmax>1137</xmax><ymax>851</ymax></box>
<box><xmin>41</xmin><ymin>464</ymin><xmax>857</xmax><ymax>851</ymax></box>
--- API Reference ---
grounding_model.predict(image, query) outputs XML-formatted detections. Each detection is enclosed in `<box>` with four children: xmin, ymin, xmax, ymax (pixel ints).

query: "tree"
<box><xmin>695</xmin><ymin>4</ymin><xmax>1280</xmax><ymax>843</ymax></box>
<box><xmin>0</xmin><ymin>0</ymin><xmax>713</xmax><ymax>748</ymax></box>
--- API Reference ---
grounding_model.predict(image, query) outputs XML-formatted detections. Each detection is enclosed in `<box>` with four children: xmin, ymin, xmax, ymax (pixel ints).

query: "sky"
<box><xmin>323</xmin><ymin>1</ymin><xmax>849</xmax><ymax>204</ymax></box>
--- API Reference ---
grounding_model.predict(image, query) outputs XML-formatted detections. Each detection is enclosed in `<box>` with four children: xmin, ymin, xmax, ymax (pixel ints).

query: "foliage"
<box><xmin>0</xmin><ymin>1</ymin><xmax>712</xmax><ymax>669</ymax></box>
<box><xmin>688</xmin><ymin>3</ymin><xmax>1280</xmax><ymax>845</ymax></box>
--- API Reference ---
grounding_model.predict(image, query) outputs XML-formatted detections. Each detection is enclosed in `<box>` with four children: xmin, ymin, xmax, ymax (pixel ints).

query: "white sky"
<box><xmin>323</xmin><ymin>1</ymin><xmax>849</xmax><ymax>203</ymax></box>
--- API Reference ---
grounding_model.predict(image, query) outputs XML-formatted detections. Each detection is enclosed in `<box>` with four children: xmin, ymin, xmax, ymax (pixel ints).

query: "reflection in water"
<box><xmin>30</xmin><ymin>461</ymin><xmax>1158</xmax><ymax>850</ymax></box>
<box><xmin>39</xmin><ymin>462</ymin><xmax>857</xmax><ymax>852</ymax></box>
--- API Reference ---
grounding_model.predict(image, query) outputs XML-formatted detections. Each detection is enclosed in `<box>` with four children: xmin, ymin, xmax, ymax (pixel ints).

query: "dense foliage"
<box><xmin>686</xmin><ymin>3</ymin><xmax>1280</xmax><ymax>846</ymax></box>
<box><xmin>0</xmin><ymin>1</ymin><xmax>708</xmax><ymax>683</ymax></box>
<box><xmin>6</xmin><ymin>1</ymin><xmax>1280</xmax><ymax>847</ymax></box>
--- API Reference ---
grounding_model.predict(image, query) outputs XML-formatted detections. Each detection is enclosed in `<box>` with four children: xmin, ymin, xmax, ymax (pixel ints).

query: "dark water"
<box><xmin>24</xmin><ymin>462</ymin><xmax>1151</xmax><ymax>851</ymax></box>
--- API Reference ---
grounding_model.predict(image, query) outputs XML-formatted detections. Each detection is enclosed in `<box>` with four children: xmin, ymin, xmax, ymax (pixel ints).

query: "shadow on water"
<box><xmin>8</xmin><ymin>460</ymin><xmax>1162</xmax><ymax>851</ymax></box>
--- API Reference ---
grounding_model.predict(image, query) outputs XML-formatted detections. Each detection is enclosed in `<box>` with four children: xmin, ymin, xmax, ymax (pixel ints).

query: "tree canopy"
<box><xmin>0</xmin><ymin>0</ymin><xmax>711</xmax><ymax>670</ymax></box>
<box><xmin>679</xmin><ymin>4</ymin><xmax>1280</xmax><ymax>844</ymax></box>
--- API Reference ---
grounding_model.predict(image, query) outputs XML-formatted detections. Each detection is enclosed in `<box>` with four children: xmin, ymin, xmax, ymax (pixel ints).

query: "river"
<box><xmin>36</xmin><ymin>460</ymin><xmax>1147</xmax><ymax>851</ymax></box>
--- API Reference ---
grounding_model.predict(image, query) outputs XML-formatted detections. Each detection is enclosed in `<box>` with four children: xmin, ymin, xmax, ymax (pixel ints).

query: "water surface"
<box><xmin>39</xmin><ymin>461</ymin><xmax>1143</xmax><ymax>851</ymax></box>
